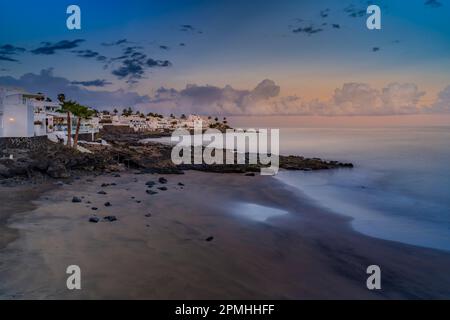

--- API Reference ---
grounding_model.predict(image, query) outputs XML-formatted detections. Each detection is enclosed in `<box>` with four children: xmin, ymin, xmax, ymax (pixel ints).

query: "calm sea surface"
<box><xmin>276</xmin><ymin>127</ymin><xmax>450</xmax><ymax>252</ymax></box>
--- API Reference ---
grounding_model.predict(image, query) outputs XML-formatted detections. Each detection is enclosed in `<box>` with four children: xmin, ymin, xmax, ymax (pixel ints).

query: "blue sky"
<box><xmin>0</xmin><ymin>0</ymin><xmax>449</xmax><ymax>116</ymax></box>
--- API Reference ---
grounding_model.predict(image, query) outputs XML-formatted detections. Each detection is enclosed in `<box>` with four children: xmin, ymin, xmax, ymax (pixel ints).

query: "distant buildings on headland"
<box><xmin>0</xmin><ymin>87</ymin><xmax>223</xmax><ymax>140</ymax></box>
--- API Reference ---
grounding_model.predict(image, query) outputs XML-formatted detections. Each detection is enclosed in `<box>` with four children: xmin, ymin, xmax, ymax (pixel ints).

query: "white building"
<box><xmin>31</xmin><ymin>100</ymin><xmax>62</xmax><ymax>136</ymax></box>
<box><xmin>0</xmin><ymin>87</ymin><xmax>40</xmax><ymax>138</ymax></box>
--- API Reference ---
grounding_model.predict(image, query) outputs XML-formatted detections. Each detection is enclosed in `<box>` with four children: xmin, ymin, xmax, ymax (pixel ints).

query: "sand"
<box><xmin>0</xmin><ymin>171</ymin><xmax>450</xmax><ymax>299</ymax></box>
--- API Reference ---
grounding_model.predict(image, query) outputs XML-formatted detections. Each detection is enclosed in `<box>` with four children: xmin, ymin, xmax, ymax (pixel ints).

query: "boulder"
<box><xmin>145</xmin><ymin>181</ymin><xmax>156</xmax><ymax>187</ymax></box>
<box><xmin>72</xmin><ymin>196</ymin><xmax>82</xmax><ymax>203</ymax></box>
<box><xmin>89</xmin><ymin>216</ymin><xmax>100</xmax><ymax>223</ymax></box>
<box><xmin>158</xmin><ymin>177</ymin><xmax>168</xmax><ymax>184</ymax></box>
<box><xmin>47</xmin><ymin>162</ymin><xmax>70</xmax><ymax>179</ymax></box>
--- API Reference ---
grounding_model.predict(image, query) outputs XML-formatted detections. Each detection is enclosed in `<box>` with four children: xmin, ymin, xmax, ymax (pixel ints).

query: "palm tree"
<box><xmin>113</xmin><ymin>108</ymin><xmax>118</xmax><ymax>115</ymax></box>
<box><xmin>58</xmin><ymin>100</ymin><xmax>77</xmax><ymax>147</ymax></box>
<box><xmin>72</xmin><ymin>104</ymin><xmax>95</xmax><ymax>149</ymax></box>
<box><xmin>57</xmin><ymin>93</ymin><xmax>66</xmax><ymax>104</ymax></box>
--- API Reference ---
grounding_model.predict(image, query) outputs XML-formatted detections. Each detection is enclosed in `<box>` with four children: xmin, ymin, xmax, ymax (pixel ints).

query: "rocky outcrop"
<box><xmin>0</xmin><ymin>131</ymin><xmax>354</xmax><ymax>184</ymax></box>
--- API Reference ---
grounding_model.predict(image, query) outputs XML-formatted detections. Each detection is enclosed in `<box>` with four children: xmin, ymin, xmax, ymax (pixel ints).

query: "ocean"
<box><xmin>144</xmin><ymin>126</ymin><xmax>450</xmax><ymax>252</ymax></box>
<box><xmin>275</xmin><ymin>127</ymin><xmax>450</xmax><ymax>252</ymax></box>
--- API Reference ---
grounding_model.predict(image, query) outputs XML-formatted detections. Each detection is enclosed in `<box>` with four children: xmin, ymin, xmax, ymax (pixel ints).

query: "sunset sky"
<box><xmin>0</xmin><ymin>0</ymin><xmax>449</xmax><ymax>121</ymax></box>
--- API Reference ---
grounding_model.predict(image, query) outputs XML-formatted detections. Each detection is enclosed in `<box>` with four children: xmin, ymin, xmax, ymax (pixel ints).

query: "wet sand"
<box><xmin>0</xmin><ymin>171</ymin><xmax>450</xmax><ymax>299</ymax></box>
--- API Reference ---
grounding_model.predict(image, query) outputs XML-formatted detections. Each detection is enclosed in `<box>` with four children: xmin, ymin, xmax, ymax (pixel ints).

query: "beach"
<box><xmin>1</xmin><ymin>170</ymin><xmax>450</xmax><ymax>299</ymax></box>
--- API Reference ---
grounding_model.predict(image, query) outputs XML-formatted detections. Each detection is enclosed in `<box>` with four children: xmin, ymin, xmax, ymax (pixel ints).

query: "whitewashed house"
<box><xmin>0</xmin><ymin>87</ymin><xmax>40</xmax><ymax>138</ymax></box>
<box><xmin>31</xmin><ymin>99</ymin><xmax>62</xmax><ymax>136</ymax></box>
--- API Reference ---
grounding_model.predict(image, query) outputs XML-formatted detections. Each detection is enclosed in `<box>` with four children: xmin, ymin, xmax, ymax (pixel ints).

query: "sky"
<box><xmin>0</xmin><ymin>0</ymin><xmax>449</xmax><ymax>122</ymax></box>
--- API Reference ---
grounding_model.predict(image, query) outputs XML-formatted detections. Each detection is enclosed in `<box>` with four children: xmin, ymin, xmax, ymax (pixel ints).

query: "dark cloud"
<box><xmin>111</xmin><ymin>55</ymin><xmax>129</xmax><ymax>61</ymax></box>
<box><xmin>332</xmin><ymin>24</ymin><xmax>340</xmax><ymax>29</ymax></box>
<box><xmin>110</xmin><ymin>49</ymin><xmax>172</xmax><ymax>81</ymax></box>
<box><xmin>372</xmin><ymin>47</ymin><xmax>380</xmax><ymax>52</ymax></box>
<box><xmin>0</xmin><ymin>44</ymin><xmax>26</xmax><ymax>55</ymax></box>
<box><xmin>0</xmin><ymin>56</ymin><xmax>19</xmax><ymax>62</ymax></box>
<box><xmin>0</xmin><ymin>68</ymin><xmax>149</xmax><ymax>109</ymax></box>
<box><xmin>180</xmin><ymin>24</ymin><xmax>204</xmax><ymax>33</ymax></box>
<box><xmin>72</xmin><ymin>49</ymin><xmax>99</xmax><ymax>58</ymax></box>
<box><xmin>320</xmin><ymin>9</ymin><xmax>330</xmax><ymax>18</ymax></box>
<box><xmin>101</xmin><ymin>39</ymin><xmax>131</xmax><ymax>47</ymax></box>
<box><xmin>147</xmin><ymin>59</ymin><xmax>172</xmax><ymax>67</ymax></box>
<box><xmin>71</xmin><ymin>79</ymin><xmax>112</xmax><ymax>87</ymax></box>
<box><xmin>180</xmin><ymin>24</ymin><xmax>195</xmax><ymax>32</ymax></box>
<box><xmin>31</xmin><ymin>39</ymin><xmax>85</xmax><ymax>55</ymax></box>
<box><xmin>123</xmin><ymin>46</ymin><xmax>143</xmax><ymax>55</ymax></box>
<box><xmin>292</xmin><ymin>24</ymin><xmax>324</xmax><ymax>35</ymax></box>
<box><xmin>112</xmin><ymin>59</ymin><xmax>145</xmax><ymax>80</ymax></box>
<box><xmin>0</xmin><ymin>44</ymin><xmax>26</xmax><ymax>63</ymax></box>
<box><xmin>179</xmin><ymin>43</ymin><xmax>186</xmax><ymax>47</ymax></box>
<box><xmin>159</xmin><ymin>45</ymin><xmax>169</xmax><ymax>50</ymax></box>
<box><xmin>344</xmin><ymin>4</ymin><xmax>366</xmax><ymax>18</ymax></box>
<box><xmin>425</xmin><ymin>0</ymin><xmax>443</xmax><ymax>7</ymax></box>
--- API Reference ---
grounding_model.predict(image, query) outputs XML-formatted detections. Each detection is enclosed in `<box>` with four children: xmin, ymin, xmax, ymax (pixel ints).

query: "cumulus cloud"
<box><xmin>0</xmin><ymin>70</ymin><xmax>447</xmax><ymax>116</ymax></box>
<box><xmin>140</xmin><ymin>80</ymin><xmax>437</xmax><ymax>116</ymax></box>
<box><xmin>429</xmin><ymin>86</ymin><xmax>450</xmax><ymax>113</ymax></box>
<box><xmin>0</xmin><ymin>69</ymin><xmax>149</xmax><ymax>109</ymax></box>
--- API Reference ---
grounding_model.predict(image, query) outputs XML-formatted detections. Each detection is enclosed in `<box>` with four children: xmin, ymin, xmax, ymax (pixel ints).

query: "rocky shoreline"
<box><xmin>0</xmin><ymin>129</ymin><xmax>353</xmax><ymax>185</ymax></box>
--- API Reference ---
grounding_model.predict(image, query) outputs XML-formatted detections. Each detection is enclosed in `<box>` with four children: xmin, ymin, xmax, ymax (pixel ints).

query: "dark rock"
<box><xmin>136</xmin><ymin>200</ymin><xmax>141</xmax><ymax>203</ymax></box>
<box><xmin>98</xmin><ymin>190</ymin><xmax>107</xmax><ymax>195</ymax></box>
<box><xmin>72</xmin><ymin>196</ymin><xmax>82</xmax><ymax>203</ymax></box>
<box><xmin>145</xmin><ymin>181</ymin><xmax>156</xmax><ymax>187</ymax></box>
<box><xmin>245</xmin><ymin>173</ymin><xmax>256</xmax><ymax>176</ymax></box>
<box><xmin>158</xmin><ymin>187</ymin><xmax>168</xmax><ymax>191</ymax></box>
<box><xmin>146</xmin><ymin>190</ymin><xmax>158</xmax><ymax>195</ymax></box>
<box><xmin>113</xmin><ymin>174</ymin><xmax>121</xmax><ymax>178</ymax></box>
<box><xmin>91</xmin><ymin>207</ymin><xmax>98</xmax><ymax>211</ymax></box>
<box><xmin>104</xmin><ymin>202</ymin><xmax>112</xmax><ymax>207</ymax></box>
<box><xmin>89</xmin><ymin>216</ymin><xmax>99</xmax><ymax>223</ymax></box>
<box><xmin>158</xmin><ymin>177</ymin><xmax>168</xmax><ymax>184</ymax></box>
<box><xmin>103</xmin><ymin>216</ymin><xmax>117</xmax><ymax>222</ymax></box>
<box><xmin>101</xmin><ymin>183</ymin><xmax>110</xmax><ymax>187</ymax></box>
<box><xmin>178</xmin><ymin>182</ymin><xmax>185</xmax><ymax>186</ymax></box>
<box><xmin>205</xmin><ymin>236</ymin><xmax>214</xmax><ymax>242</ymax></box>
<box><xmin>47</xmin><ymin>163</ymin><xmax>70</xmax><ymax>179</ymax></box>
<box><xmin>145</xmin><ymin>213</ymin><xmax>152</xmax><ymax>217</ymax></box>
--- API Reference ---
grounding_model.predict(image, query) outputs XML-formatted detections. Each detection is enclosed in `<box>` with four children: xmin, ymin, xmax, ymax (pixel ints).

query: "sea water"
<box><xmin>275</xmin><ymin>127</ymin><xmax>450</xmax><ymax>252</ymax></box>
